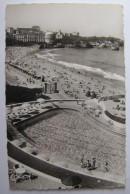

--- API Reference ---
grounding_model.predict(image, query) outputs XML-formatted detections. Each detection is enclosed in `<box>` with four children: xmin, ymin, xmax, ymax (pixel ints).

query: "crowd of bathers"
<box><xmin>81</xmin><ymin>155</ymin><xmax>109</xmax><ymax>172</ymax></box>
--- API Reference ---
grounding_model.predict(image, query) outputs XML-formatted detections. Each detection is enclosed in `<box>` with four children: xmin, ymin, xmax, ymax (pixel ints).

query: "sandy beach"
<box><xmin>6</xmin><ymin>45</ymin><xmax>126</xmax><ymax>186</ymax></box>
<box><xmin>6</xmin><ymin>45</ymin><xmax>125</xmax><ymax>119</ymax></box>
<box><xmin>6</xmin><ymin>45</ymin><xmax>125</xmax><ymax>94</ymax></box>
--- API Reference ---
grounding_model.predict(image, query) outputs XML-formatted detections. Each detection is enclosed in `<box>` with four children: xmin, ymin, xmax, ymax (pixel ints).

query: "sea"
<box><xmin>36</xmin><ymin>47</ymin><xmax>125</xmax><ymax>82</ymax></box>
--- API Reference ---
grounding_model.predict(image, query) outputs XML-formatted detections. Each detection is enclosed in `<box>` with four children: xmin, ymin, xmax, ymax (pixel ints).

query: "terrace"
<box><xmin>7</xmin><ymin>100</ymin><xmax>125</xmax><ymax>187</ymax></box>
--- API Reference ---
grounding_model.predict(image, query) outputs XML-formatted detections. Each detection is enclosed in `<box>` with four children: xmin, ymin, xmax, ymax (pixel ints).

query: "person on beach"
<box><xmin>105</xmin><ymin>162</ymin><xmax>109</xmax><ymax>172</ymax></box>
<box><xmin>86</xmin><ymin>160</ymin><xmax>91</xmax><ymax>169</ymax></box>
<box><xmin>82</xmin><ymin>102</ymin><xmax>85</xmax><ymax>108</ymax></box>
<box><xmin>81</xmin><ymin>155</ymin><xmax>84</xmax><ymax>167</ymax></box>
<box><xmin>92</xmin><ymin>158</ymin><xmax>96</xmax><ymax>169</ymax></box>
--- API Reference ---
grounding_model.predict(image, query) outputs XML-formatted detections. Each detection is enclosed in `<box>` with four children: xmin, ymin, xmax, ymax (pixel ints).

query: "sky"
<box><xmin>6</xmin><ymin>4</ymin><xmax>124</xmax><ymax>39</ymax></box>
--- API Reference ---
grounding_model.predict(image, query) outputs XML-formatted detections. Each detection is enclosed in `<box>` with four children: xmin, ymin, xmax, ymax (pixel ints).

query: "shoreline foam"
<box><xmin>35</xmin><ymin>50</ymin><xmax>125</xmax><ymax>82</ymax></box>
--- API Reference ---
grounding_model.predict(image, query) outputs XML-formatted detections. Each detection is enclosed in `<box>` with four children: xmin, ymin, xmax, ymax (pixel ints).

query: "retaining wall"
<box><xmin>105</xmin><ymin>110</ymin><xmax>125</xmax><ymax>124</ymax></box>
<box><xmin>98</xmin><ymin>95</ymin><xmax>125</xmax><ymax>103</ymax></box>
<box><xmin>8</xmin><ymin>140</ymin><xmax>123</xmax><ymax>188</ymax></box>
<box><xmin>8</xmin><ymin>107</ymin><xmax>124</xmax><ymax>188</ymax></box>
<box><xmin>15</xmin><ymin>108</ymin><xmax>59</xmax><ymax>130</ymax></box>
<box><xmin>15</xmin><ymin>107</ymin><xmax>79</xmax><ymax>131</ymax></box>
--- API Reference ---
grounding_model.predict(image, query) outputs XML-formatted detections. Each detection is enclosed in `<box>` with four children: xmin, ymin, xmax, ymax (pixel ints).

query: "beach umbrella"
<box><xmin>61</xmin><ymin>176</ymin><xmax>82</xmax><ymax>186</ymax></box>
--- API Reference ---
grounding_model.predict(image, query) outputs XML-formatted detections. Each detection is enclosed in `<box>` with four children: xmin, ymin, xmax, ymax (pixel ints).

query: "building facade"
<box><xmin>45</xmin><ymin>31</ymin><xmax>55</xmax><ymax>44</ymax></box>
<box><xmin>6</xmin><ymin>27</ymin><xmax>14</xmax><ymax>36</ymax></box>
<box><xmin>72</xmin><ymin>32</ymin><xmax>79</xmax><ymax>36</ymax></box>
<box><xmin>56</xmin><ymin>31</ymin><xmax>64</xmax><ymax>39</ymax></box>
<box><xmin>14</xmin><ymin>26</ymin><xmax>45</xmax><ymax>43</ymax></box>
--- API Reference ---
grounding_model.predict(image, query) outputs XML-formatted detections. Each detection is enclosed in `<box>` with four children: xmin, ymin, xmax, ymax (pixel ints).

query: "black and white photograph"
<box><xmin>5</xmin><ymin>3</ymin><xmax>126</xmax><ymax>190</ymax></box>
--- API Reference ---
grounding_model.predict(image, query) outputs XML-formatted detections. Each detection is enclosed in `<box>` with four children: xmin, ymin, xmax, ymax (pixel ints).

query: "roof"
<box><xmin>17</xmin><ymin>28</ymin><xmax>33</xmax><ymax>30</ymax></box>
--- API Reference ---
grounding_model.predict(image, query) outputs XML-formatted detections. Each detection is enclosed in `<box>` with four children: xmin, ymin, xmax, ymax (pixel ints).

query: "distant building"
<box><xmin>45</xmin><ymin>31</ymin><xmax>55</xmax><ymax>44</ymax></box>
<box><xmin>6</xmin><ymin>27</ymin><xmax>14</xmax><ymax>36</ymax></box>
<box><xmin>72</xmin><ymin>32</ymin><xmax>79</xmax><ymax>36</ymax></box>
<box><xmin>99</xmin><ymin>43</ymin><xmax>106</xmax><ymax>48</ymax></box>
<box><xmin>65</xmin><ymin>33</ymin><xmax>71</xmax><ymax>37</ymax></box>
<box><xmin>56</xmin><ymin>31</ymin><xmax>64</xmax><ymax>39</ymax></box>
<box><xmin>79</xmin><ymin>41</ymin><xmax>87</xmax><ymax>48</ymax></box>
<box><xmin>32</xmin><ymin>26</ymin><xmax>40</xmax><ymax>31</ymax></box>
<box><xmin>14</xmin><ymin>26</ymin><xmax>45</xmax><ymax>43</ymax></box>
<box><xmin>44</xmin><ymin>82</ymin><xmax>58</xmax><ymax>94</ymax></box>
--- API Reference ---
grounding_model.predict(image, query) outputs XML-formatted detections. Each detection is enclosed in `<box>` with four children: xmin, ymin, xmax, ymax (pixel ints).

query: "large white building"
<box><xmin>44</xmin><ymin>31</ymin><xmax>55</xmax><ymax>44</ymax></box>
<box><xmin>14</xmin><ymin>26</ymin><xmax>45</xmax><ymax>43</ymax></box>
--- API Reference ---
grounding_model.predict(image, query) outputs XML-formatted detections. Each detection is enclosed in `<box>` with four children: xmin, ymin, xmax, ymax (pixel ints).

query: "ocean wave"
<box><xmin>36</xmin><ymin>52</ymin><xmax>125</xmax><ymax>82</ymax></box>
<box><xmin>48</xmin><ymin>59</ymin><xmax>125</xmax><ymax>82</ymax></box>
<box><xmin>41</xmin><ymin>48</ymin><xmax>60</xmax><ymax>53</ymax></box>
<box><xmin>35</xmin><ymin>53</ymin><xmax>49</xmax><ymax>59</ymax></box>
<box><xmin>35</xmin><ymin>53</ymin><xmax>60</xmax><ymax>59</ymax></box>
